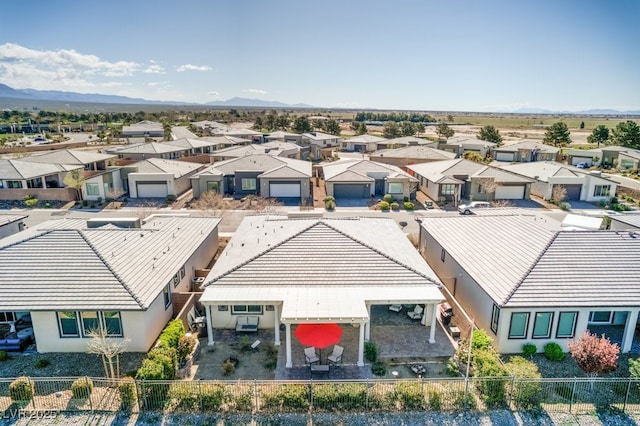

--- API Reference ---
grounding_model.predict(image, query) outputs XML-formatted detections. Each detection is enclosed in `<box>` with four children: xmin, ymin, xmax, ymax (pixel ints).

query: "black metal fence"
<box><xmin>1</xmin><ymin>376</ymin><xmax>639</xmax><ymax>415</ymax></box>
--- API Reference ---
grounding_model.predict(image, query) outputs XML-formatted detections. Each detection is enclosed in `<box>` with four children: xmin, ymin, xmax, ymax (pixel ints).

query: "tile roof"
<box><xmin>345</xmin><ymin>135</ymin><xmax>388</xmax><ymax>143</ymax></box>
<box><xmin>494</xmin><ymin>140</ymin><xmax>559</xmax><ymax>153</ymax></box>
<box><xmin>0</xmin><ymin>214</ymin><xmax>27</xmax><ymax>227</ymax></box>
<box><xmin>372</xmin><ymin>145</ymin><xmax>457</xmax><ymax>160</ymax></box>
<box><xmin>0</xmin><ymin>159</ymin><xmax>81</xmax><ymax>180</ymax></box>
<box><xmin>129</xmin><ymin>158</ymin><xmax>204</xmax><ymax>177</ymax></box>
<box><xmin>0</xmin><ymin>216</ymin><xmax>220</xmax><ymax>311</ymax></box>
<box><xmin>164</xmin><ymin>138</ymin><xmax>217</xmax><ymax>149</ymax></box>
<box><xmin>406</xmin><ymin>159</ymin><xmax>484</xmax><ymax>181</ymax></box>
<box><xmin>24</xmin><ymin>149</ymin><xmax>116</xmax><ymax>165</ymax></box>
<box><xmin>610</xmin><ymin>214</ymin><xmax>640</xmax><ymax>229</ymax></box>
<box><xmin>419</xmin><ymin>214</ymin><xmax>640</xmax><ymax>308</ymax></box>
<box><xmin>500</xmin><ymin>161</ymin><xmax>618</xmax><ymax>183</ymax></box>
<box><xmin>383</xmin><ymin>136</ymin><xmax>437</xmax><ymax>146</ymax></box>
<box><xmin>113</xmin><ymin>142</ymin><xmax>185</xmax><ymax>154</ymax></box>
<box><xmin>195</xmin><ymin>154</ymin><xmax>311</xmax><ymax>178</ymax></box>
<box><xmin>323</xmin><ymin>159</ymin><xmax>416</xmax><ymax>181</ymax></box>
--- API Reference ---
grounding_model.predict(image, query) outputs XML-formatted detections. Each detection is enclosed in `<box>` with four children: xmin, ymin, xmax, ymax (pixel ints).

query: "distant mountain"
<box><xmin>205</xmin><ymin>97</ymin><xmax>315</xmax><ymax>108</ymax></box>
<box><xmin>0</xmin><ymin>83</ymin><xmax>187</xmax><ymax>105</ymax></box>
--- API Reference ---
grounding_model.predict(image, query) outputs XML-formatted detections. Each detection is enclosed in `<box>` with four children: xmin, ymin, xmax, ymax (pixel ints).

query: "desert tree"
<box><xmin>350</xmin><ymin>120</ymin><xmax>361</xmax><ymax>134</ymax></box>
<box><xmin>436</xmin><ymin>122</ymin><xmax>455</xmax><ymax>140</ymax></box>
<box><xmin>63</xmin><ymin>169</ymin><xmax>86</xmax><ymax>201</ymax></box>
<box><xmin>611</xmin><ymin>120</ymin><xmax>640</xmax><ymax>149</ymax></box>
<box><xmin>568</xmin><ymin>331</ymin><xmax>619</xmax><ymax>389</ymax></box>
<box><xmin>293</xmin><ymin>116</ymin><xmax>312</xmax><ymax>133</ymax></box>
<box><xmin>587</xmin><ymin>125</ymin><xmax>610</xmax><ymax>148</ymax></box>
<box><xmin>401</xmin><ymin>121</ymin><xmax>416</xmax><ymax>136</ymax></box>
<box><xmin>86</xmin><ymin>327</ymin><xmax>130</xmax><ymax>381</ymax></box>
<box><xmin>551</xmin><ymin>185</ymin><xmax>567</xmax><ymax>204</ymax></box>
<box><xmin>357</xmin><ymin>122</ymin><xmax>367</xmax><ymax>135</ymax></box>
<box><xmin>543</xmin><ymin>122</ymin><xmax>571</xmax><ymax>147</ymax></box>
<box><xmin>324</xmin><ymin>119</ymin><xmax>341</xmax><ymax>136</ymax></box>
<box><xmin>190</xmin><ymin>191</ymin><xmax>231</xmax><ymax>218</ymax></box>
<box><xmin>478</xmin><ymin>125</ymin><xmax>503</xmax><ymax>146</ymax></box>
<box><xmin>383</xmin><ymin>121</ymin><xmax>401</xmax><ymax>139</ymax></box>
<box><xmin>414</xmin><ymin>122</ymin><xmax>425</xmax><ymax>135</ymax></box>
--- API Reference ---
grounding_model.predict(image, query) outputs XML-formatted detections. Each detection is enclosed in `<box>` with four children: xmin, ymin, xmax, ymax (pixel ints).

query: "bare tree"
<box><xmin>247</xmin><ymin>196</ymin><xmax>284</xmax><ymax>215</ymax></box>
<box><xmin>476</xmin><ymin>178</ymin><xmax>498</xmax><ymax>201</ymax></box>
<box><xmin>190</xmin><ymin>191</ymin><xmax>231</xmax><ymax>217</ymax></box>
<box><xmin>63</xmin><ymin>169</ymin><xmax>86</xmax><ymax>201</ymax></box>
<box><xmin>86</xmin><ymin>328</ymin><xmax>130</xmax><ymax>380</ymax></box>
<box><xmin>552</xmin><ymin>185</ymin><xmax>567</xmax><ymax>204</ymax></box>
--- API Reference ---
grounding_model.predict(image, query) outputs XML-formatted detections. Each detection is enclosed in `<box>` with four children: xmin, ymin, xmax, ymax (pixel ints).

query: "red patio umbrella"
<box><xmin>295</xmin><ymin>323</ymin><xmax>343</xmax><ymax>355</ymax></box>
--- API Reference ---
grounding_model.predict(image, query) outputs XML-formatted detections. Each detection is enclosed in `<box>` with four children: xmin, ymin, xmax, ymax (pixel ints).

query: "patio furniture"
<box><xmin>449</xmin><ymin>326</ymin><xmax>461</xmax><ymax>338</ymax></box>
<box><xmin>235</xmin><ymin>316</ymin><xmax>259</xmax><ymax>333</ymax></box>
<box><xmin>388</xmin><ymin>304</ymin><xmax>403</xmax><ymax>313</ymax></box>
<box><xmin>304</xmin><ymin>347</ymin><xmax>320</xmax><ymax>365</ymax></box>
<box><xmin>311</xmin><ymin>364</ymin><xmax>329</xmax><ymax>375</ymax></box>
<box><xmin>407</xmin><ymin>305</ymin><xmax>424</xmax><ymax>320</ymax></box>
<box><xmin>411</xmin><ymin>364</ymin><xmax>426</xmax><ymax>375</ymax></box>
<box><xmin>327</xmin><ymin>345</ymin><xmax>344</xmax><ymax>364</ymax></box>
<box><xmin>251</xmin><ymin>339</ymin><xmax>261</xmax><ymax>351</ymax></box>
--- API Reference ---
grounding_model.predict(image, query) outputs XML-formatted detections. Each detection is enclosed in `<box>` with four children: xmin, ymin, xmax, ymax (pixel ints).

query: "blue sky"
<box><xmin>0</xmin><ymin>0</ymin><xmax>638</xmax><ymax>111</ymax></box>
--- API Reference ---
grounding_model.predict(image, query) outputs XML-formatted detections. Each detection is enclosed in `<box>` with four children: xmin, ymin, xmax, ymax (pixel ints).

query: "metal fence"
<box><xmin>1</xmin><ymin>376</ymin><xmax>639</xmax><ymax>415</ymax></box>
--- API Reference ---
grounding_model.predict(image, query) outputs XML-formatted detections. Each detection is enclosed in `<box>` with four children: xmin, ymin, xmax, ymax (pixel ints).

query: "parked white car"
<box><xmin>458</xmin><ymin>201</ymin><xmax>491</xmax><ymax>215</ymax></box>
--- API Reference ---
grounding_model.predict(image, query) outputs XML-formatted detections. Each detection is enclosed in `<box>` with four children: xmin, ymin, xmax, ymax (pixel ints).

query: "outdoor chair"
<box><xmin>327</xmin><ymin>345</ymin><xmax>344</xmax><ymax>364</ymax></box>
<box><xmin>388</xmin><ymin>304</ymin><xmax>402</xmax><ymax>313</ymax></box>
<box><xmin>304</xmin><ymin>346</ymin><xmax>320</xmax><ymax>365</ymax></box>
<box><xmin>407</xmin><ymin>305</ymin><xmax>424</xmax><ymax>320</ymax></box>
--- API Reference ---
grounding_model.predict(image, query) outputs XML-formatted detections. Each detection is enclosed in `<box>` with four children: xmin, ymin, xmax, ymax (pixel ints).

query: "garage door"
<box><xmin>334</xmin><ymin>184</ymin><xmax>369</xmax><ymax>198</ymax></box>
<box><xmin>563</xmin><ymin>184</ymin><xmax>582</xmax><ymax>200</ymax></box>
<box><xmin>269</xmin><ymin>183</ymin><xmax>301</xmax><ymax>197</ymax></box>
<box><xmin>136</xmin><ymin>182</ymin><xmax>168</xmax><ymax>198</ymax></box>
<box><xmin>494</xmin><ymin>185</ymin><xmax>525</xmax><ymax>199</ymax></box>
<box><xmin>571</xmin><ymin>156</ymin><xmax>591</xmax><ymax>166</ymax></box>
<box><xmin>495</xmin><ymin>152</ymin><xmax>515</xmax><ymax>162</ymax></box>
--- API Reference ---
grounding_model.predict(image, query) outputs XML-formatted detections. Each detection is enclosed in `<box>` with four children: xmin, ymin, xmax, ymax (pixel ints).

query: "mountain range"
<box><xmin>0</xmin><ymin>83</ymin><xmax>638</xmax><ymax>114</ymax></box>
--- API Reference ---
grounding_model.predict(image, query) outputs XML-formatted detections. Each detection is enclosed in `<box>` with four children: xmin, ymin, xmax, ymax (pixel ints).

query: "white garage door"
<box><xmin>495</xmin><ymin>185</ymin><xmax>525</xmax><ymax>199</ymax></box>
<box><xmin>571</xmin><ymin>156</ymin><xmax>592</xmax><ymax>166</ymax></box>
<box><xmin>136</xmin><ymin>182</ymin><xmax>168</xmax><ymax>198</ymax></box>
<box><xmin>495</xmin><ymin>152</ymin><xmax>515</xmax><ymax>162</ymax></box>
<box><xmin>270</xmin><ymin>183</ymin><xmax>301</xmax><ymax>197</ymax></box>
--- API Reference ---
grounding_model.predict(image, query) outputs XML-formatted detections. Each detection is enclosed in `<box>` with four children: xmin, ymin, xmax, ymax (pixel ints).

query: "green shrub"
<box><xmin>544</xmin><ymin>342</ymin><xmax>565</xmax><ymax>361</ymax></box>
<box><xmin>472</xmin><ymin>349</ymin><xmax>507</xmax><ymax>407</ymax></box>
<box><xmin>504</xmin><ymin>356</ymin><xmax>542</xmax><ymax>409</ymax></box>
<box><xmin>118</xmin><ymin>377</ymin><xmax>137</xmax><ymax>410</ymax></box>
<box><xmin>262</xmin><ymin>383</ymin><xmax>309</xmax><ymax>411</ymax></box>
<box><xmin>166</xmin><ymin>194</ymin><xmax>177</xmax><ymax>202</ymax></box>
<box><xmin>390</xmin><ymin>202</ymin><xmax>400</xmax><ymax>210</ymax></box>
<box><xmin>158</xmin><ymin>319</ymin><xmax>185</xmax><ymax>349</ymax></box>
<box><xmin>148</xmin><ymin>346</ymin><xmax>178</xmax><ymax>380</ymax></box>
<box><xmin>371</xmin><ymin>361</ymin><xmax>387</xmax><ymax>376</ymax></box>
<box><xmin>136</xmin><ymin>359</ymin><xmax>169</xmax><ymax>409</ymax></box>
<box><xmin>522</xmin><ymin>343</ymin><xmax>537</xmax><ymax>357</ymax></box>
<box><xmin>25</xmin><ymin>197</ymin><xmax>38</xmax><ymax>208</ymax></box>
<box><xmin>323</xmin><ymin>196</ymin><xmax>335</xmax><ymax>203</ymax></box>
<box><xmin>383</xmin><ymin>194</ymin><xmax>394</xmax><ymax>203</ymax></box>
<box><xmin>312</xmin><ymin>384</ymin><xmax>338</xmax><ymax>409</ymax></box>
<box><xmin>403</xmin><ymin>196</ymin><xmax>409</xmax><ymax>202</ymax></box>
<box><xmin>176</xmin><ymin>334</ymin><xmax>197</xmax><ymax>365</ymax></box>
<box><xmin>44</xmin><ymin>202</ymin><xmax>52</xmax><ymax>208</ymax></box>
<box><xmin>222</xmin><ymin>359</ymin><xmax>236</xmax><ymax>376</ymax></box>
<box><xmin>427</xmin><ymin>389</ymin><xmax>442</xmax><ymax>410</ymax></box>
<box><xmin>200</xmin><ymin>383</ymin><xmax>227</xmax><ymax>410</ymax></box>
<box><xmin>230</xmin><ymin>387</ymin><xmax>253</xmax><ymax>412</ymax></box>
<box><xmin>335</xmin><ymin>383</ymin><xmax>367</xmax><ymax>410</ymax></box>
<box><xmin>0</xmin><ymin>350</ymin><xmax>8</xmax><ymax>361</ymax></box>
<box><xmin>23</xmin><ymin>194</ymin><xmax>35</xmax><ymax>201</ymax></box>
<box><xmin>559</xmin><ymin>202</ymin><xmax>571</xmax><ymax>211</ymax></box>
<box><xmin>35</xmin><ymin>358</ymin><xmax>50</xmax><ymax>368</ymax></box>
<box><xmin>167</xmin><ymin>383</ymin><xmax>198</xmax><ymax>411</ymax></box>
<box><xmin>136</xmin><ymin>358</ymin><xmax>165</xmax><ymax>380</ymax></box>
<box><xmin>471</xmin><ymin>329</ymin><xmax>492</xmax><ymax>351</ymax></box>
<box><xmin>445</xmin><ymin>357</ymin><xmax>460</xmax><ymax>377</ymax></box>
<box><xmin>71</xmin><ymin>377</ymin><xmax>94</xmax><ymax>399</ymax></box>
<box><xmin>239</xmin><ymin>335</ymin><xmax>253</xmax><ymax>352</ymax></box>
<box><xmin>9</xmin><ymin>377</ymin><xmax>34</xmax><ymax>402</ymax></box>
<box><xmin>392</xmin><ymin>381</ymin><xmax>425</xmax><ymax>410</ymax></box>
<box><xmin>379</xmin><ymin>201</ymin><xmax>390</xmax><ymax>211</ymax></box>
<box><xmin>364</xmin><ymin>341</ymin><xmax>378</xmax><ymax>363</ymax></box>
<box><xmin>452</xmin><ymin>389</ymin><xmax>477</xmax><ymax>411</ymax></box>
<box><xmin>404</xmin><ymin>201</ymin><xmax>415</xmax><ymax>211</ymax></box>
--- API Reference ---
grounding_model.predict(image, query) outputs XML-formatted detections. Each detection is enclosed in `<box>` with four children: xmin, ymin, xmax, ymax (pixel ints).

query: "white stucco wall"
<box><xmin>0</xmin><ymin>220</ymin><xmax>24</xmax><ymax>240</ymax></box>
<box><xmin>209</xmin><ymin>304</ymin><xmax>278</xmax><ymax>330</ymax></box>
<box><xmin>128</xmin><ymin>173</ymin><xmax>174</xmax><ymax>198</ymax></box>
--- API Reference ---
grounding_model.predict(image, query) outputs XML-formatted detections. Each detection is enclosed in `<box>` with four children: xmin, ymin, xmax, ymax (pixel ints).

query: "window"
<box><xmin>490</xmin><ymin>305</ymin><xmax>500</xmax><ymax>334</ymax></box>
<box><xmin>102</xmin><ymin>311</ymin><xmax>123</xmax><ymax>337</ymax></box>
<box><xmin>57</xmin><ymin>312</ymin><xmax>79</xmax><ymax>337</ymax></box>
<box><xmin>173</xmin><ymin>273</ymin><xmax>180</xmax><ymax>287</ymax></box>
<box><xmin>241</xmin><ymin>178</ymin><xmax>256</xmax><ymax>191</ymax></box>
<box><xmin>180</xmin><ymin>265</ymin><xmax>186</xmax><ymax>279</ymax></box>
<box><xmin>556</xmin><ymin>312</ymin><xmax>578</xmax><ymax>338</ymax></box>
<box><xmin>206</xmin><ymin>181</ymin><xmax>219</xmax><ymax>192</ymax></box>
<box><xmin>86</xmin><ymin>183</ymin><xmax>100</xmax><ymax>196</ymax></box>
<box><xmin>440</xmin><ymin>184</ymin><xmax>455</xmax><ymax>195</ymax></box>
<box><xmin>232</xmin><ymin>305</ymin><xmax>263</xmax><ymax>315</ymax></box>
<box><xmin>80</xmin><ymin>311</ymin><xmax>100</xmax><ymax>336</ymax></box>
<box><xmin>388</xmin><ymin>182</ymin><xmax>403</xmax><ymax>194</ymax></box>
<box><xmin>508</xmin><ymin>312</ymin><xmax>529</xmax><ymax>339</ymax></box>
<box><xmin>532</xmin><ymin>312</ymin><xmax>553</xmax><ymax>339</ymax></box>
<box><xmin>478</xmin><ymin>184</ymin><xmax>485</xmax><ymax>194</ymax></box>
<box><xmin>7</xmin><ymin>181</ymin><xmax>22</xmax><ymax>189</ymax></box>
<box><xmin>27</xmin><ymin>177</ymin><xmax>42</xmax><ymax>188</ymax></box>
<box><xmin>589</xmin><ymin>311</ymin><xmax>612</xmax><ymax>323</ymax></box>
<box><xmin>440</xmin><ymin>249</ymin><xmax>446</xmax><ymax>262</ymax></box>
<box><xmin>593</xmin><ymin>185</ymin><xmax>611</xmax><ymax>197</ymax></box>
<box><xmin>163</xmin><ymin>283</ymin><xmax>172</xmax><ymax>309</ymax></box>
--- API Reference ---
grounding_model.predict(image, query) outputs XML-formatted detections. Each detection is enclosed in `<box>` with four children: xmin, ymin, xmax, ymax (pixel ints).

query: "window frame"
<box><xmin>490</xmin><ymin>304</ymin><xmax>500</xmax><ymax>334</ymax></box>
<box><xmin>588</xmin><ymin>311</ymin><xmax>612</xmax><ymax>324</ymax></box>
<box><xmin>86</xmin><ymin>182</ymin><xmax>100</xmax><ymax>196</ymax></box>
<box><xmin>206</xmin><ymin>181</ymin><xmax>219</xmax><ymax>192</ymax></box>
<box><xmin>440</xmin><ymin>249</ymin><xmax>446</xmax><ymax>262</ymax></box>
<box><xmin>163</xmin><ymin>283</ymin><xmax>172</xmax><ymax>309</ymax></box>
<box><xmin>388</xmin><ymin>182</ymin><xmax>403</xmax><ymax>194</ymax></box>
<box><xmin>440</xmin><ymin>184</ymin><xmax>456</xmax><ymax>195</ymax></box>
<box><xmin>231</xmin><ymin>305</ymin><xmax>263</xmax><ymax>315</ymax></box>
<box><xmin>532</xmin><ymin>312</ymin><xmax>554</xmax><ymax>339</ymax></box>
<box><xmin>80</xmin><ymin>311</ymin><xmax>101</xmax><ymax>337</ymax></box>
<box><xmin>57</xmin><ymin>311</ymin><xmax>80</xmax><ymax>337</ymax></box>
<box><xmin>241</xmin><ymin>178</ymin><xmax>256</xmax><ymax>191</ymax></box>
<box><xmin>556</xmin><ymin>311</ymin><xmax>578</xmax><ymax>338</ymax></box>
<box><xmin>173</xmin><ymin>273</ymin><xmax>180</xmax><ymax>288</ymax></box>
<box><xmin>593</xmin><ymin>185</ymin><xmax>611</xmax><ymax>197</ymax></box>
<box><xmin>102</xmin><ymin>311</ymin><xmax>123</xmax><ymax>337</ymax></box>
<box><xmin>508</xmin><ymin>312</ymin><xmax>530</xmax><ymax>339</ymax></box>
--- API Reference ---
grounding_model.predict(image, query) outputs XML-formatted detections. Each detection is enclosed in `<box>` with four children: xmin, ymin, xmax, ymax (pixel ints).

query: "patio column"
<box><xmin>357</xmin><ymin>321</ymin><xmax>366</xmax><ymax>366</ymax></box>
<box><xmin>429</xmin><ymin>303</ymin><xmax>437</xmax><ymax>344</ymax></box>
<box><xmin>623</xmin><ymin>310</ymin><xmax>639</xmax><ymax>353</ymax></box>
<box><xmin>206</xmin><ymin>304</ymin><xmax>214</xmax><ymax>346</ymax></box>
<box><xmin>285</xmin><ymin>323</ymin><xmax>292</xmax><ymax>368</ymax></box>
<box><xmin>274</xmin><ymin>304</ymin><xmax>281</xmax><ymax>346</ymax></box>
<box><xmin>365</xmin><ymin>304</ymin><xmax>371</xmax><ymax>341</ymax></box>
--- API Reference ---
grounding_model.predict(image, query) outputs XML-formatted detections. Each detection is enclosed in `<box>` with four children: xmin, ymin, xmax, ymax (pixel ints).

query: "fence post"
<box><xmin>198</xmin><ymin>380</ymin><xmax>203</xmax><ymax>411</ymax></box>
<box><xmin>570</xmin><ymin>379</ymin><xmax>577</xmax><ymax>414</ymax></box>
<box><xmin>86</xmin><ymin>377</ymin><xmax>93</xmax><ymax>412</ymax></box>
<box><xmin>365</xmin><ymin>378</ymin><xmax>369</xmax><ymax>410</ymax></box>
<box><xmin>137</xmin><ymin>380</ymin><xmax>144</xmax><ymax>413</ymax></box>
<box><xmin>624</xmin><ymin>378</ymin><xmax>632</xmax><ymax>414</ymax></box>
<box><xmin>254</xmin><ymin>380</ymin><xmax>258</xmax><ymax>414</ymax></box>
<box><xmin>508</xmin><ymin>376</ymin><xmax>515</xmax><ymax>409</ymax></box>
<box><xmin>310</xmin><ymin>379</ymin><xmax>314</xmax><ymax>412</ymax></box>
<box><xmin>30</xmin><ymin>377</ymin><xmax>36</xmax><ymax>411</ymax></box>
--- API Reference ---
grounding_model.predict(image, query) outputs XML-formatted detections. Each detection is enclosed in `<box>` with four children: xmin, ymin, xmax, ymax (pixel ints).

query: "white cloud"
<box><xmin>207</xmin><ymin>91</ymin><xmax>220</xmax><ymax>96</ymax></box>
<box><xmin>242</xmin><ymin>88</ymin><xmax>268</xmax><ymax>95</ymax></box>
<box><xmin>143</xmin><ymin>64</ymin><xmax>166</xmax><ymax>74</ymax></box>
<box><xmin>148</xmin><ymin>81</ymin><xmax>171</xmax><ymax>88</ymax></box>
<box><xmin>176</xmin><ymin>64</ymin><xmax>212</xmax><ymax>72</ymax></box>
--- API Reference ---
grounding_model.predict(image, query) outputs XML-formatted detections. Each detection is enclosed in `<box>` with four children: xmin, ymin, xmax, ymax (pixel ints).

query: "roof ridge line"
<box><xmin>502</xmin><ymin>231</ymin><xmax>560</xmax><ymax>306</ymax></box>
<box><xmin>0</xmin><ymin>229</ymin><xmax>54</xmax><ymax>250</ymax></box>
<box><xmin>202</xmin><ymin>220</ymin><xmax>321</xmax><ymax>287</ymax></box>
<box><xmin>77</xmin><ymin>230</ymin><xmax>146</xmax><ymax>309</ymax></box>
<box><xmin>320</xmin><ymin>221</ymin><xmax>442</xmax><ymax>287</ymax></box>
